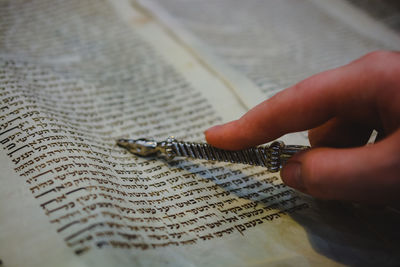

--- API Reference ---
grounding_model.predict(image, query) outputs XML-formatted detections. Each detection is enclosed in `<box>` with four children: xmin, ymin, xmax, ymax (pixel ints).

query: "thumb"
<box><xmin>281</xmin><ymin>130</ymin><xmax>400</xmax><ymax>204</ymax></box>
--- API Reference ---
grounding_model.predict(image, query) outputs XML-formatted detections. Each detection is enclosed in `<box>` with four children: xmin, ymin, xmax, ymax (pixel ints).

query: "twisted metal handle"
<box><xmin>117</xmin><ymin>136</ymin><xmax>309</xmax><ymax>172</ymax></box>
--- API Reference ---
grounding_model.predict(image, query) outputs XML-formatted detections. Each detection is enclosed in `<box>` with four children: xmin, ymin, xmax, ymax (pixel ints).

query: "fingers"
<box><xmin>205</xmin><ymin>51</ymin><xmax>398</xmax><ymax>150</ymax></box>
<box><xmin>308</xmin><ymin>117</ymin><xmax>373</xmax><ymax>148</ymax></box>
<box><xmin>204</xmin><ymin>51</ymin><xmax>400</xmax><ymax>205</ymax></box>
<box><xmin>281</xmin><ymin>129</ymin><xmax>400</xmax><ymax>204</ymax></box>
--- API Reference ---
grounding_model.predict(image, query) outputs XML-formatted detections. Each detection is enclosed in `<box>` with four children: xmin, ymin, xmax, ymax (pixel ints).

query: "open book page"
<box><xmin>0</xmin><ymin>1</ymin><xmax>400</xmax><ymax>267</ymax></box>
<box><xmin>141</xmin><ymin>0</ymin><xmax>400</xmax><ymax>106</ymax></box>
<box><xmin>0</xmin><ymin>0</ymin><xmax>314</xmax><ymax>266</ymax></box>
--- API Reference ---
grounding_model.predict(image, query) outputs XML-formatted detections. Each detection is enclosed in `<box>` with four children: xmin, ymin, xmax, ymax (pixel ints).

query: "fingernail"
<box><xmin>204</xmin><ymin>124</ymin><xmax>222</xmax><ymax>134</ymax></box>
<box><xmin>281</xmin><ymin>162</ymin><xmax>305</xmax><ymax>192</ymax></box>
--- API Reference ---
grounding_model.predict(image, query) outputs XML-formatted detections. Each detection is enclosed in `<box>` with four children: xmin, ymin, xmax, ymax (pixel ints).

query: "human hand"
<box><xmin>205</xmin><ymin>51</ymin><xmax>400</xmax><ymax>205</ymax></box>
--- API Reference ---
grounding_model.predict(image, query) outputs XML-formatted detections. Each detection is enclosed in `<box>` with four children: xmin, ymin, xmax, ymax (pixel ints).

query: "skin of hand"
<box><xmin>205</xmin><ymin>51</ymin><xmax>400</xmax><ymax>205</ymax></box>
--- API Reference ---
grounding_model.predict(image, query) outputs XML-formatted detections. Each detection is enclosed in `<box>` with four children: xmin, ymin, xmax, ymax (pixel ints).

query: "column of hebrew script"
<box><xmin>146</xmin><ymin>0</ymin><xmax>400</xmax><ymax>102</ymax></box>
<box><xmin>0</xmin><ymin>58</ymin><xmax>312</xmax><ymax>264</ymax></box>
<box><xmin>0</xmin><ymin>0</ymin><xmax>317</xmax><ymax>266</ymax></box>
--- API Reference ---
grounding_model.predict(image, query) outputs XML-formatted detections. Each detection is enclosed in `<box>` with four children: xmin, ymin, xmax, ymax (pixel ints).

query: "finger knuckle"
<box><xmin>361</xmin><ymin>50</ymin><xmax>394</xmax><ymax>63</ymax></box>
<box><xmin>358</xmin><ymin>50</ymin><xmax>400</xmax><ymax>87</ymax></box>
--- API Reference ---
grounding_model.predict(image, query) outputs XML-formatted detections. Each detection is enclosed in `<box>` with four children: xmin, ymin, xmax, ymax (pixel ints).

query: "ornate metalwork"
<box><xmin>117</xmin><ymin>136</ymin><xmax>309</xmax><ymax>172</ymax></box>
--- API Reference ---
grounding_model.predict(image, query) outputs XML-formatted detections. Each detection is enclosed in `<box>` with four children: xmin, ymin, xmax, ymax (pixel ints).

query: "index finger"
<box><xmin>205</xmin><ymin>51</ymin><xmax>394</xmax><ymax>150</ymax></box>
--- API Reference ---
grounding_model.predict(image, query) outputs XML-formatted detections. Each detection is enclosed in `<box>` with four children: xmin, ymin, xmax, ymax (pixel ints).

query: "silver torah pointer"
<box><xmin>117</xmin><ymin>136</ymin><xmax>309</xmax><ymax>172</ymax></box>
